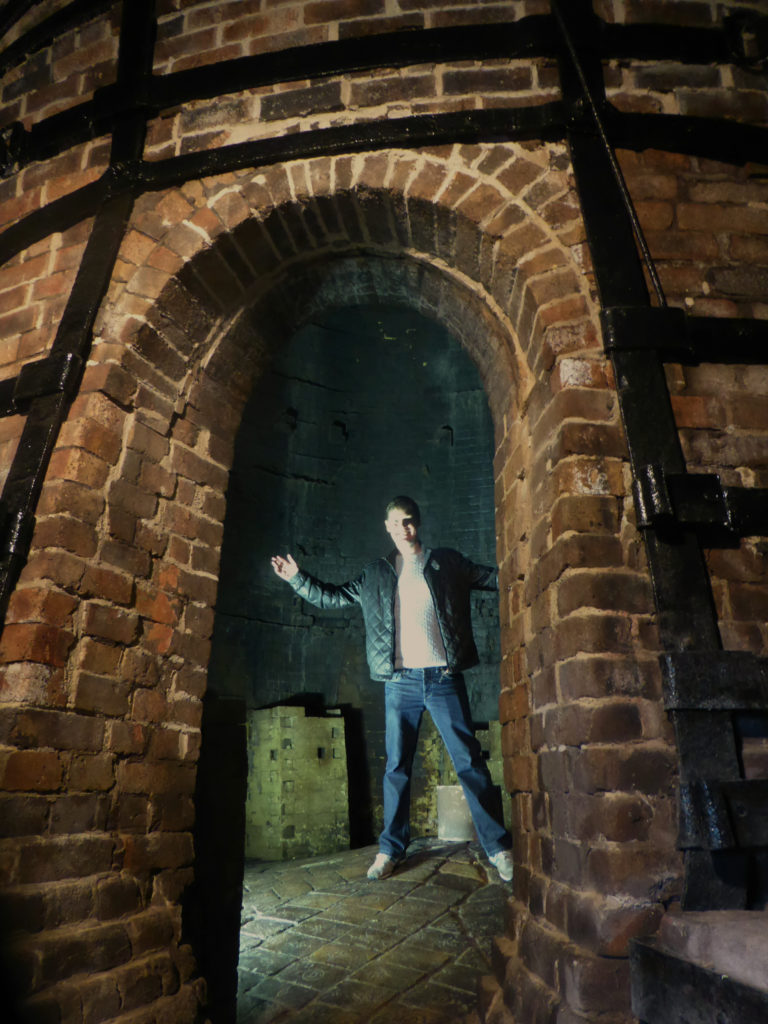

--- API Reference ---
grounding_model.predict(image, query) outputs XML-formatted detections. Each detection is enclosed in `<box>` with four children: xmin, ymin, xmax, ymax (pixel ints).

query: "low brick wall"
<box><xmin>245</xmin><ymin>707</ymin><xmax>349</xmax><ymax>861</ymax></box>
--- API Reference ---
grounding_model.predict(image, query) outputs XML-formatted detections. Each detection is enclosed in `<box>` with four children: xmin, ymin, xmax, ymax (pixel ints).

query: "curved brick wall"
<box><xmin>0</xmin><ymin>2</ymin><xmax>767</xmax><ymax>1022</ymax></box>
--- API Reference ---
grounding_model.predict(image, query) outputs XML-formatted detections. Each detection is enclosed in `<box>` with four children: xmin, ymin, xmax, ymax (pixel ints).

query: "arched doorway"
<box><xmin>199</xmin><ymin>296</ymin><xmax>506</xmax><ymax>1018</ymax></box>
<box><xmin>213</xmin><ymin>301</ymin><xmax>499</xmax><ymax>837</ymax></box>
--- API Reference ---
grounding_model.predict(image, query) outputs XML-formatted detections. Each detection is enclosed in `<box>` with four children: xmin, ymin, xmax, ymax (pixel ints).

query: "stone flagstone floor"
<box><xmin>237</xmin><ymin>838</ymin><xmax>510</xmax><ymax>1024</ymax></box>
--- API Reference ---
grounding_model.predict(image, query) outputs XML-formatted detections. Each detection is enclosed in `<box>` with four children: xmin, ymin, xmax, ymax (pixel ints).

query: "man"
<box><xmin>271</xmin><ymin>496</ymin><xmax>514</xmax><ymax>882</ymax></box>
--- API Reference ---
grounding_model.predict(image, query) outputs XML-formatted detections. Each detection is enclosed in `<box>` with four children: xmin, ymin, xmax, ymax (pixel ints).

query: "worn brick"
<box><xmin>0</xmin><ymin>794</ymin><xmax>49</xmax><ymax>836</ymax></box>
<box><xmin>78</xmin><ymin>972</ymin><xmax>122</xmax><ymax>1023</ymax></box>
<box><xmin>73</xmin><ymin>673</ymin><xmax>132</xmax><ymax>718</ymax></box>
<box><xmin>147</xmin><ymin>727</ymin><xmax>186</xmax><ymax>762</ymax></box>
<box><xmin>95</xmin><ymin>874</ymin><xmax>143</xmax><ymax>921</ymax></box>
<box><xmin>152</xmin><ymin>791</ymin><xmax>196</xmax><ymax>831</ymax></box>
<box><xmin>557</xmin><ymin>570</ymin><xmax>652</xmax><ymax>617</ymax></box>
<box><xmin>47</xmin><ymin>447</ymin><xmax>111</xmax><ymax>489</ymax></box>
<box><xmin>135</xmin><ymin>523</ymin><xmax>169</xmax><ymax>559</ymax></box>
<box><xmin>261</xmin><ymin>80</ymin><xmax>342</xmax><ymax>121</ymax></box>
<box><xmin>729</xmin><ymin>582</ymin><xmax>768</xmax><ymax>622</ymax></box>
<box><xmin>106</xmin><ymin>721</ymin><xmax>148</xmax><ymax>757</ymax></box>
<box><xmin>17</xmin><ymin>550</ymin><xmax>86</xmax><ymax>591</ymax></box>
<box><xmin>114</xmin><ymin>793</ymin><xmax>151</xmax><ymax>833</ymax></box>
<box><xmin>183</xmin><ymin>602</ymin><xmax>214</xmax><ymax>639</ymax></box>
<box><xmin>173</xmin><ymin>664</ymin><xmax>207</xmax><ymax>700</ymax></box>
<box><xmin>49</xmin><ymin>793</ymin><xmax>109</xmax><ymax>835</ymax></box>
<box><xmin>551</xmin><ymin>496</ymin><xmax>620</xmax><ymax>539</ymax></box>
<box><xmin>350</xmin><ymin>72</ymin><xmax>435</xmax><ymax>108</ymax></box>
<box><xmin>123</xmin><ymin>831</ymin><xmax>194</xmax><ymax>874</ymax></box>
<box><xmin>117</xmin><ymin>955</ymin><xmax>166</xmax><ymax>1011</ymax></box>
<box><xmin>135</xmin><ymin>584</ymin><xmax>181</xmax><ymax>626</ymax></box>
<box><xmin>9</xmin><ymin>708</ymin><xmax>104</xmax><ymax>752</ymax></box>
<box><xmin>34</xmin><ymin>514</ymin><xmax>98</xmax><ymax>558</ymax></box>
<box><xmin>79</xmin><ymin>564</ymin><xmax>134</xmax><ymax>606</ymax></box>
<box><xmin>127</xmin><ymin>419</ymin><xmax>170</xmax><ymax>462</ymax></box>
<box><xmin>559</xmin><ymin>656</ymin><xmax>661</xmax><ymax>701</ymax></box>
<box><xmin>132</xmin><ymin>688</ymin><xmax>168</xmax><ymax>724</ymax></box>
<box><xmin>564</xmin><ymin>887</ymin><xmax>663</xmax><ymax>956</ymax></box>
<box><xmin>139</xmin><ymin>459</ymin><xmax>176</xmax><ymax>499</ymax></box>
<box><xmin>444</xmin><ymin>66</ymin><xmax>533</xmax><ymax>95</ymax></box>
<box><xmin>531</xmin><ymin>535</ymin><xmax>625</xmax><ymax>601</ymax></box>
<box><xmin>16</xmin><ymin>834</ymin><xmax>115</xmax><ymax>884</ymax></box>
<box><xmin>563</xmin><ymin>951</ymin><xmax>632</xmax><ymax>1014</ymax></box>
<box><xmin>57</xmin><ymin>417</ymin><xmax>123</xmax><ymax>465</ymax></box>
<box><xmin>109</xmin><ymin>478</ymin><xmax>160</xmax><ymax>520</ymax></box>
<box><xmin>572</xmin><ymin>745</ymin><xmax>678</xmax><ymax>796</ymax></box>
<box><xmin>37</xmin><ymin>479</ymin><xmax>105</xmax><ymax>523</ymax></box>
<box><xmin>171</xmin><ymin>444</ymin><xmax>228</xmax><ymax>490</ymax></box>
<box><xmin>72</xmin><ymin>639</ymin><xmax>118</xmax><ymax>678</ymax></box>
<box><xmin>117</xmin><ymin>653</ymin><xmax>159</xmax><ymax>693</ymax></box>
<box><xmin>0</xmin><ymin>624</ymin><xmax>75</xmax><ymax>667</ymax></box>
<box><xmin>116</xmin><ymin>760</ymin><xmax>196</xmax><ymax>797</ymax></box>
<box><xmin>168</xmin><ymin>697</ymin><xmax>203</xmax><ymax>731</ymax></box>
<box><xmin>5</xmin><ymin>586</ymin><xmax>77</xmax><ymax>628</ymax></box>
<box><xmin>69</xmin><ymin>753</ymin><xmax>115</xmax><ymax>792</ymax></box>
<box><xmin>678</xmin><ymin>202</ymin><xmax>768</xmax><ymax>235</ymax></box>
<box><xmin>170</xmin><ymin>629</ymin><xmax>210</xmax><ymax>666</ymax></box>
<box><xmin>125</xmin><ymin>907</ymin><xmax>176</xmax><ymax>956</ymax></box>
<box><xmin>81</xmin><ymin>602</ymin><xmax>140</xmax><ymax>645</ymax></box>
<box><xmin>35</xmin><ymin>920</ymin><xmax>132</xmax><ymax>985</ymax></box>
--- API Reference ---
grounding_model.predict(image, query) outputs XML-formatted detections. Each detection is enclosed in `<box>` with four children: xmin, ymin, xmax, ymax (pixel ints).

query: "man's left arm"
<box><xmin>463</xmin><ymin>554</ymin><xmax>498</xmax><ymax>591</ymax></box>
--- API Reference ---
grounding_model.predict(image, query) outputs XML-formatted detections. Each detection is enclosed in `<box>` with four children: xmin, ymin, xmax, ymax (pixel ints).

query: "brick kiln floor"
<box><xmin>237</xmin><ymin>837</ymin><xmax>509</xmax><ymax>1024</ymax></box>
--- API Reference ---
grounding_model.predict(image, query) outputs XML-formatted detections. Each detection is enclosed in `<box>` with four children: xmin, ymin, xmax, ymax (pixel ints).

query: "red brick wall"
<box><xmin>0</xmin><ymin>1</ymin><xmax>767</xmax><ymax>1022</ymax></box>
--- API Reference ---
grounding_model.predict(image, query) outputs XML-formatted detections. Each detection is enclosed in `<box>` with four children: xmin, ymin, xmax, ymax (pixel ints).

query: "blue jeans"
<box><xmin>379</xmin><ymin>666</ymin><xmax>511</xmax><ymax>859</ymax></box>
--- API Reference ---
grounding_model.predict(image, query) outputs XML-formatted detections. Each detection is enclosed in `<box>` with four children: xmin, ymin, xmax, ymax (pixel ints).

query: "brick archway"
<box><xmin>2</xmin><ymin>144</ymin><xmax>645</xmax><ymax>1024</ymax></box>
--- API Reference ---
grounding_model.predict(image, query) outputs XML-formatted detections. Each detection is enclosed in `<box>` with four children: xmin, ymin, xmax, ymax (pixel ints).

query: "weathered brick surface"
<box><xmin>1</xmin><ymin>3</ymin><xmax>767</xmax><ymax>1024</ymax></box>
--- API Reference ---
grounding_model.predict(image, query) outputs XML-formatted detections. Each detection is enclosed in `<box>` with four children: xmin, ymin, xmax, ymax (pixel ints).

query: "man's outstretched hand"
<box><xmin>271</xmin><ymin>553</ymin><xmax>299</xmax><ymax>581</ymax></box>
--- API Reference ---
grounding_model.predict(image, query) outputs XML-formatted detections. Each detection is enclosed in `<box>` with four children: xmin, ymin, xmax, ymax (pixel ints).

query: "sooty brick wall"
<box><xmin>209</xmin><ymin>304</ymin><xmax>499</xmax><ymax>846</ymax></box>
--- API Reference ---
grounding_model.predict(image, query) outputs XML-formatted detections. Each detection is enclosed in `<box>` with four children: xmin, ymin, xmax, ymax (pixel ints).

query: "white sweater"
<box><xmin>393</xmin><ymin>551</ymin><xmax>447</xmax><ymax>669</ymax></box>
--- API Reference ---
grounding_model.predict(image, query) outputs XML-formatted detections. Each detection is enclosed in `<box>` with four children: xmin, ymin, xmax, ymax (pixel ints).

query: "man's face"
<box><xmin>385</xmin><ymin>508</ymin><xmax>420</xmax><ymax>547</ymax></box>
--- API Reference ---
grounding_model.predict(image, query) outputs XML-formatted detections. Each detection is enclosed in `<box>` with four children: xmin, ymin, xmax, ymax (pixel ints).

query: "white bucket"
<box><xmin>437</xmin><ymin>784</ymin><xmax>476</xmax><ymax>841</ymax></box>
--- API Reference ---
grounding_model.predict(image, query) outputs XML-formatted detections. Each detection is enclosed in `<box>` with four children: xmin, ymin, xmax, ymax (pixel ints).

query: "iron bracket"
<box><xmin>0</xmin><ymin>504</ymin><xmax>34</xmax><ymax>558</ymax></box>
<box><xmin>601</xmin><ymin>306</ymin><xmax>691</xmax><ymax>360</ymax></box>
<box><xmin>679</xmin><ymin>779</ymin><xmax>735</xmax><ymax>849</ymax></box>
<box><xmin>12</xmin><ymin>351</ymin><xmax>83</xmax><ymax>408</ymax></box>
<box><xmin>633</xmin><ymin>465</ymin><xmax>768</xmax><ymax>536</ymax></box>
<box><xmin>661</xmin><ymin>651</ymin><xmax>768</xmax><ymax>712</ymax></box>
<box><xmin>680</xmin><ymin>779</ymin><xmax>768</xmax><ymax>849</ymax></box>
<box><xmin>0</xmin><ymin>377</ymin><xmax>15</xmax><ymax>417</ymax></box>
<box><xmin>603</xmin><ymin>306</ymin><xmax>768</xmax><ymax>365</ymax></box>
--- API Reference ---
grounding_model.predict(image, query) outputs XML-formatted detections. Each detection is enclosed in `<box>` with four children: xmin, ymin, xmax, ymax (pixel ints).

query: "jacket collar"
<box><xmin>384</xmin><ymin>547</ymin><xmax>432</xmax><ymax>570</ymax></box>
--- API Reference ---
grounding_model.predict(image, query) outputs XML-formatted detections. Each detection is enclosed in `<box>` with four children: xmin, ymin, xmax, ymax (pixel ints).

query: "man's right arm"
<box><xmin>271</xmin><ymin>553</ymin><xmax>361</xmax><ymax>610</ymax></box>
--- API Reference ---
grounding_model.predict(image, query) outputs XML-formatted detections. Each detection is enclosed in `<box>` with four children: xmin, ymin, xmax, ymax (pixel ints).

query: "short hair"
<box><xmin>385</xmin><ymin>495</ymin><xmax>420</xmax><ymax>524</ymax></box>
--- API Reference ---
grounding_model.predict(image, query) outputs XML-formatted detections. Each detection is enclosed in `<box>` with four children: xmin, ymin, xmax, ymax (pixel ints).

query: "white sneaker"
<box><xmin>367</xmin><ymin>853</ymin><xmax>399</xmax><ymax>880</ymax></box>
<box><xmin>489</xmin><ymin>849</ymin><xmax>514</xmax><ymax>882</ymax></box>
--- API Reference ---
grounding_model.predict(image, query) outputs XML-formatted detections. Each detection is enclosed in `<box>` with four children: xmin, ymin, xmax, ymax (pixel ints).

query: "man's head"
<box><xmin>384</xmin><ymin>496</ymin><xmax>421</xmax><ymax>552</ymax></box>
<box><xmin>385</xmin><ymin>496</ymin><xmax>420</xmax><ymax>525</ymax></box>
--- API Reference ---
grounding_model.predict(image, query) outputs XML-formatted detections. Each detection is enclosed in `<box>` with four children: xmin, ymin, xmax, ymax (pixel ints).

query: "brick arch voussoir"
<box><xmin>105</xmin><ymin>144</ymin><xmax>591</xmax><ymax>410</ymax></box>
<box><xmin>143</xmin><ymin>201</ymin><xmax>534</xmax><ymax>395</ymax></box>
<box><xmin>202</xmin><ymin>250</ymin><xmax>526</xmax><ymax>449</ymax></box>
<box><xmin>87</xmin><ymin>151</ymin><xmax>594</xmax><ymax>605</ymax></box>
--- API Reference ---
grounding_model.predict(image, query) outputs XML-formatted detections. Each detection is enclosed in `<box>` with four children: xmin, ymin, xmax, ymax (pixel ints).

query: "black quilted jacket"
<box><xmin>288</xmin><ymin>548</ymin><xmax>498</xmax><ymax>681</ymax></box>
